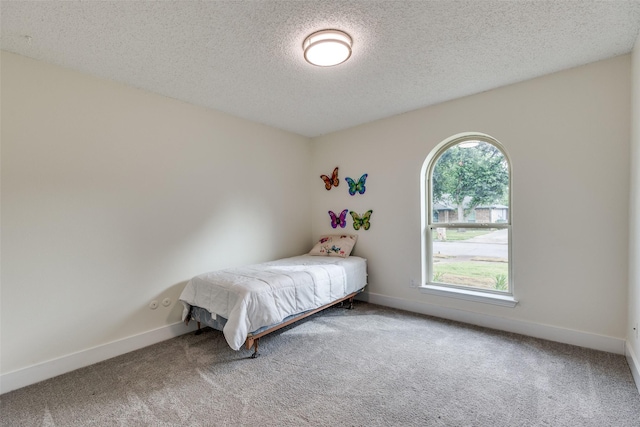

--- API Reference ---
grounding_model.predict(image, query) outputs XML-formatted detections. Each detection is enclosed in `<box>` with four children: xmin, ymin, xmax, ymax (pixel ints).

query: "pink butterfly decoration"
<box><xmin>328</xmin><ymin>209</ymin><xmax>349</xmax><ymax>228</ymax></box>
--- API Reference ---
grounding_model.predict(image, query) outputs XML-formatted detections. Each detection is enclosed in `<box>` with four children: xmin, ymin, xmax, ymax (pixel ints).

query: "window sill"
<box><xmin>419</xmin><ymin>284</ymin><xmax>518</xmax><ymax>307</ymax></box>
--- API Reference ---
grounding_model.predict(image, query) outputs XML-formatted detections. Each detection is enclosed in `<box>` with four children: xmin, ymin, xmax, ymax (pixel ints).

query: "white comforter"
<box><xmin>179</xmin><ymin>255</ymin><xmax>367</xmax><ymax>350</ymax></box>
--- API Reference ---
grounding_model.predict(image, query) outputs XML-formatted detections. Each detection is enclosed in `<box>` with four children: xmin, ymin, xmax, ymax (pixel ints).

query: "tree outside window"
<box><xmin>424</xmin><ymin>135</ymin><xmax>512</xmax><ymax>294</ymax></box>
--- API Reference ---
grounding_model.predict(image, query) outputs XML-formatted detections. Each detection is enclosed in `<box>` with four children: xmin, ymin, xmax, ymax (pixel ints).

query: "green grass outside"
<box><xmin>433</xmin><ymin>261</ymin><xmax>508</xmax><ymax>290</ymax></box>
<box><xmin>433</xmin><ymin>261</ymin><xmax>507</xmax><ymax>278</ymax></box>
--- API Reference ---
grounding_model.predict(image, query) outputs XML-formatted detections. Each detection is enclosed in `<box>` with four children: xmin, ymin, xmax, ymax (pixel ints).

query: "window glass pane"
<box><xmin>431</xmin><ymin>227</ymin><xmax>509</xmax><ymax>292</ymax></box>
<box><xmin>431</xmin><ymin>141</ymin><xmax>509</xmax><ymax>224</ymax></box>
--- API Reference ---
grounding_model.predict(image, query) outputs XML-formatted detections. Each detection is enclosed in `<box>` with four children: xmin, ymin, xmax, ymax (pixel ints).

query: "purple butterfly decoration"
<box><xmin>328</xmin><ymin>209</ymin><xmax>349</xmax><ymax>228</ymax></box>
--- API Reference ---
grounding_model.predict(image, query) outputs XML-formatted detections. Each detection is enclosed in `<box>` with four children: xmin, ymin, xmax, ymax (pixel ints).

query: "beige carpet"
<box><xmin>2</xmin><ymin>303</ymin><xmax>639</xmax><ymax>426</ymax></box>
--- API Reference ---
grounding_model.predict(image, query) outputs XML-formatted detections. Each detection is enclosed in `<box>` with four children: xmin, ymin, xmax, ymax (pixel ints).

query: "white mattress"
<box><xmin>179</xmin><ymin>255</ymin><xmax>367</xmax><ymax>350</ymax></box>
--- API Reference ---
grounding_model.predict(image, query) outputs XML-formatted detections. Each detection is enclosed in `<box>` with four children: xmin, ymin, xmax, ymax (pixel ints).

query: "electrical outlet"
<box><xmin>409</xmin><ymin>278</ymin><xmax>418</xmax><ymax>288</ymax></box>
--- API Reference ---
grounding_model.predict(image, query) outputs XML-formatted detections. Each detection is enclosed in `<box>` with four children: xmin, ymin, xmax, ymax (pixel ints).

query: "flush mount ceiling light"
<box><xmin>303</xmin><ymin>29</ymin><xmax>352</xmax><ymax>67</ymax></box>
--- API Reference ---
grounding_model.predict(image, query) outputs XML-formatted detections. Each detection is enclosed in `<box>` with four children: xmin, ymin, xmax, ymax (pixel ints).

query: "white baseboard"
<box><xmin>357</xmin><ymin>292</ymin><xmax>626</xmax><ymax>355</ymax></box>
<box><xmin>626</xmin><ymin>342</ymin><xmax>640</xmax><ymax>394</ymax></box>
<box><xmin>0</xmin><ymin>321</ymin><xmax>197</xmax><ymax>395</ymax></box>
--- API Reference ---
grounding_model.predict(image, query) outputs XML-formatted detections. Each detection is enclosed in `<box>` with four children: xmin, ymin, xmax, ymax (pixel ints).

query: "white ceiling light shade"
<box><xmin>303</xmin><ymin>29</ymin><xmax>352</xmax><ymax>67</ymax></box>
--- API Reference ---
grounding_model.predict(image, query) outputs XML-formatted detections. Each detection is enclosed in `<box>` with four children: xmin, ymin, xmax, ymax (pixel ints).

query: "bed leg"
<box><xmin>250</xmin><ymin>338</ymin><xmax>260</xmax><ymax>359</ymax></box>
<box><xmin>195</xmin><ymin>321</ymin><xmax>202</xmax><ymax>336</ymax></box>
<box><xmin>348</xmin><ymin>297</ymin><xmax>354</xmax><ymax>310</ymax></box>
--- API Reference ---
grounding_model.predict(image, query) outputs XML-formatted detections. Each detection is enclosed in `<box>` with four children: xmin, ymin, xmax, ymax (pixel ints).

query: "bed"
<box><xmin>179</xmin><ymin>235</ymin><xmax>367</xmax><ymax>358</ymax></box>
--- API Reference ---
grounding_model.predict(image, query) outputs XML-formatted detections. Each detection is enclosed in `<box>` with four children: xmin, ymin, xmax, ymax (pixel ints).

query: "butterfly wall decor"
<box><xmin>320</xmin><ymin>167</ymin><xmax>340</xmax><ymax>191</ymax></box>
<box><xmin>350</xmin><ymin>210</ymin><xmax>373</xmax><ymax>230</ymax></box>
<box><xmin>345</xmin><ymin>173</ymin><xmax>368</xmax><ymax>196</ymax></box>
<box><xmin>328</xmin><ymin>209</ymin><xmax>349</xmax><ymax>228</ymax></box>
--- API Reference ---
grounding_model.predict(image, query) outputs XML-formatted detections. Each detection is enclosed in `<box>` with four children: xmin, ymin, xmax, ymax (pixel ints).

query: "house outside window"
<box><xmin>420</xmin><ymin>133</ymin><xmax>516</xmax><ymax>307</ymax></box>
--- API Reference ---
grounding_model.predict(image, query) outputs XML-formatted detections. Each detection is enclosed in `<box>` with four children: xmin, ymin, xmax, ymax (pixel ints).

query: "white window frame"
<box><xmin>420</xmin><ymin>132</ymin><xmax>517</xmax><ymax>307</ymax></box>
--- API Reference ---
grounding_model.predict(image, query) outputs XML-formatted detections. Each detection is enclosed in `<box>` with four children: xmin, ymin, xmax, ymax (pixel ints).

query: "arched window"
<box><xmin>420</xmin><ymin>133</ymin><xmax>516</xmax><ymax>306</ymax></box>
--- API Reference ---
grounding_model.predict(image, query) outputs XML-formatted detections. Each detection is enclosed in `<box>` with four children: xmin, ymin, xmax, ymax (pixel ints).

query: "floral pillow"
<box><xmin>309</xmin><ymin>234</ymin><xmax>358</xmax><ymax>258</ymax></box>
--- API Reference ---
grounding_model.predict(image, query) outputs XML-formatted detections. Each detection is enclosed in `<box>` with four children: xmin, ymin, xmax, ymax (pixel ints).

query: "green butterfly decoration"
<box><xmin>350</xmin><ymin>210</ymin><xmax>373</xmax><ymax>231</ymax></box>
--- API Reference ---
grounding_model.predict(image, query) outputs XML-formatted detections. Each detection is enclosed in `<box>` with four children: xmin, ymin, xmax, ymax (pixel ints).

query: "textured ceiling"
<box><xmin>2</xmin><ymin>1</ymin><xmax>640</xmax><ymax>138</ymax></box>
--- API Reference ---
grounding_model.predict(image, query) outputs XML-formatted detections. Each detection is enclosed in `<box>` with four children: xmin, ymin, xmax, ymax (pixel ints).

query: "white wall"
<box><xmin>1</xmin><ymin>52</ymin><xmax>312</xmax><ymax>382</ymax></box>
<box><xmin>312</xmin><ymin>55</ymin><xmax>631</xmax><ymax>352</ymax></box>
<box><xmin>628</xmin><ymin>33</ymin><xmax>640</xmax><ymax>391</ymax></box>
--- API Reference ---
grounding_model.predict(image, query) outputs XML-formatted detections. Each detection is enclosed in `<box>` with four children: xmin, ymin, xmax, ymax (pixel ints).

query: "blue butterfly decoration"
<box><xmin>345</xmin><ymin>173</ymin><xmax>368</xmax><ymax>196</ymax></box>
<box><xmin>328</xmin><ymin>209</ymin><xmax>349</xmax><ymax>228</ymax></box>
